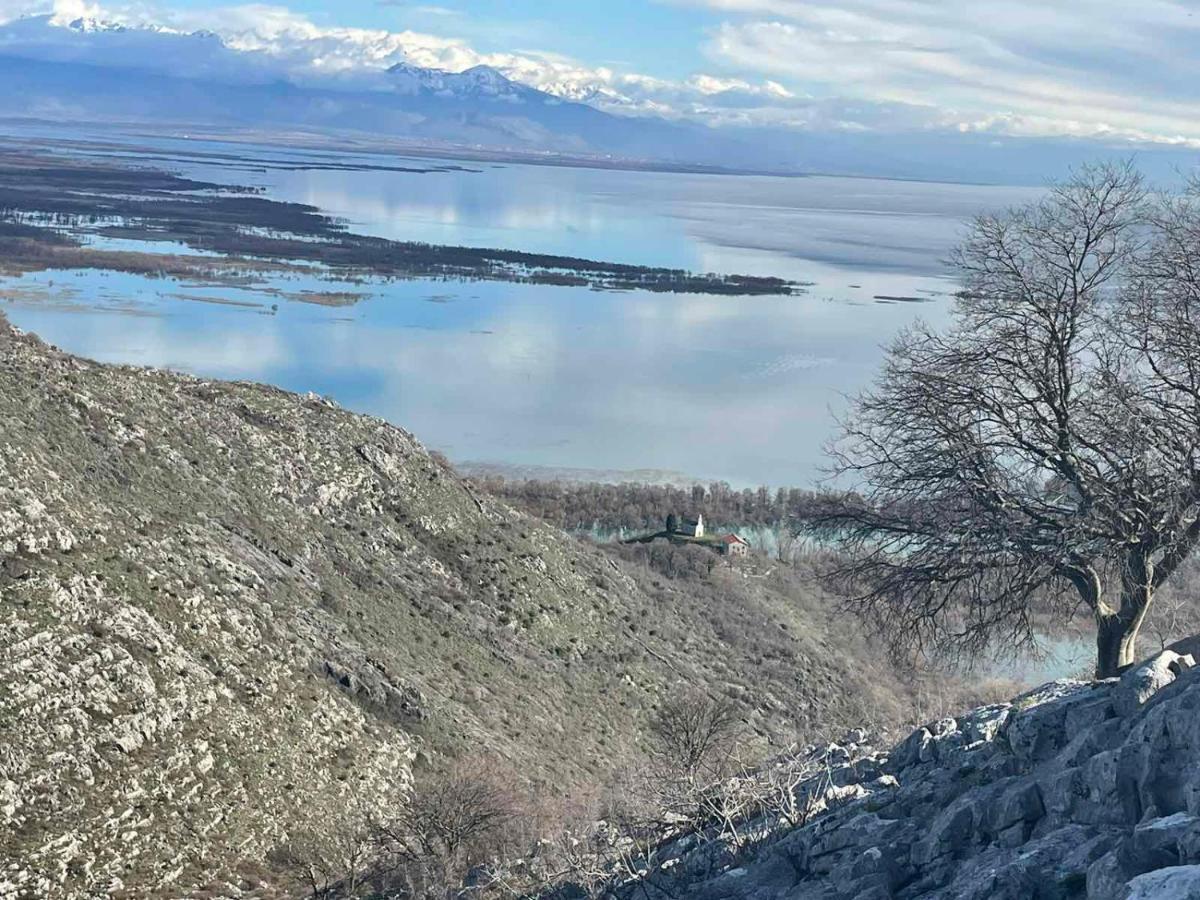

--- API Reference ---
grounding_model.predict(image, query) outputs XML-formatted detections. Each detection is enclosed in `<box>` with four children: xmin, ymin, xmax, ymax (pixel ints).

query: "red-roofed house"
<box><xmin>718</xmin><ymin>533</ymin><xmax>751</xmax><ymax>557</ymax></box>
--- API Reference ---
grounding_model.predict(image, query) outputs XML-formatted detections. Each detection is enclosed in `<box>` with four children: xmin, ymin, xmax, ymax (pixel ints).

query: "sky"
<box><xmin>5</xmin><ymin>0</ymin><xmax>1200</xmax><ymax>149</ymax></box>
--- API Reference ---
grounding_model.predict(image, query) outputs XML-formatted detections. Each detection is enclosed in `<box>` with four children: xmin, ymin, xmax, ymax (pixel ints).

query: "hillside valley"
<box><xmin>6</xmin><ymin>2</ymin><xmax>1200</xmax><ymax>899</ymax></box>
<box><xmin>0</xmin><ymin>314</ymin><xmax>925</xmax><ymax>896</ymax></box>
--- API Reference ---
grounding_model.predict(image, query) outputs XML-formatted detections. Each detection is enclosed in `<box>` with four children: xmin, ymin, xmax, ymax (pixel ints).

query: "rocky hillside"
<box><xmin>612</xmin><ymin>646</ymin><xmax>1200</xmax><ymax>900</ymax></box>
<box><xmin>0</xmin><ymin>315</ymin><xmax>913</xmax><ymax>898</ymax></box>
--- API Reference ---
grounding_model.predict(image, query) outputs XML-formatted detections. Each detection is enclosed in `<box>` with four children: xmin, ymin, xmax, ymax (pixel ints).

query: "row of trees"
<box><xmin>473</xmin><ymin>478</ymin><xmax>821</xmax><ymax>536</ymax></box>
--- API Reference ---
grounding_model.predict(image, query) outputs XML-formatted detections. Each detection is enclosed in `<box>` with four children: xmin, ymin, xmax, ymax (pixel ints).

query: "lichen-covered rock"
<box><xmin>1125</xmin><ymin>865</ymin><xmax>1200</xmax><ymax>899</ymax></box>
<box><xmin>1129</xmin><ymin>812</ymin><xmax>1198</xmax><ymax>872</ymax></box>
<box><xmin>957</xmin><ymin>703</ymin><xmax>1010</xmax><ymax>744</ymax></box>
<box><xmin>1004</xmin><ymin>680</ymin><xmax>1103</xmax><ymax>764</ymax></box>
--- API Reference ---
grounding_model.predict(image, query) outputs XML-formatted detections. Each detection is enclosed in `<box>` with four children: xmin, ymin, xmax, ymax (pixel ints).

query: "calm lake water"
<box><xmin>2</xmin><ymin>133</ymin><xmax>1041</xmax><ymax>485</ymax></box>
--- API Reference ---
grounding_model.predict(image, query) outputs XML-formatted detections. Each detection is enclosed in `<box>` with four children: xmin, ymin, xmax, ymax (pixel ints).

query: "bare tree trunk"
<box><xmin>1096</xmin><ymin>613</ymin><xmax>1143</xmax><ymax>678</ymax></box>
<box><xmin>1096</xmin><ymin>561</ymin><xmax>1154</xmax><ymax>678</ymax></box>
<box><xmin>1066</xmin><ymin>566</ymin><xmax>1139</xmax><ymax>679</ymax></box>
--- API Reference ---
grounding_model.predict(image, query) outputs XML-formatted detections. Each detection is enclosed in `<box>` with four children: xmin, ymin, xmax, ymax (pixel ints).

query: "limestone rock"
<box><xmin>1115</xmin><ymin>651</ymin><xmax>1195</xmax><ymax>718</ymax></box>
<box><xmin>1125</xmin><ymin>865</ymin><xmax>1200</xmax><ymax>899</ymax></box>
<box><xmin>1004</xmin><ymin>680</ymin><xmax>1103</xmax><ymax>764</ymax></box>
<box><xmin>609</xmin><ymin>639</ymin><xmax>1200</xmax><ymax>900</ymax></box>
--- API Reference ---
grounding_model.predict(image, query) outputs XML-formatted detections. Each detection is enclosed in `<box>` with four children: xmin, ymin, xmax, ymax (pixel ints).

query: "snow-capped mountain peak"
<box><xmin>56</xmin><ymin>15</ymin><xmax>192</xmax><ymax>38</ymax></box>
<box><xmin>62</xmin><ymin>16</ymin><xmax>129</xmax><ymax>33</ymax></box>
<box><xmin>457</xmin><ymin>65</ymin><xmax>512</xmax><ymax>92</ymax></box>
<box><xmin>386</xmin><ymin>61</ymin><xmax>540</xmax><ymax>103</ymax></box>
<box><xmin>0</xmin><ymin>14</ymin><xmax>703</xmax><ymax>167</ymax></box>
<box><xmin>386</xmin><ymin>61</ymin><xmax>444</xmax><ymax>94</ymax></box>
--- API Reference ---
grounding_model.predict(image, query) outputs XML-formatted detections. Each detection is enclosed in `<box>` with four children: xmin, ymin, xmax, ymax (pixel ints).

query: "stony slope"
<box><xmin>615</xmin><ymin>648</ymin><xmax>1200</xmax><ymax>900</ymax></box>
<box><xmin>0</xmin><ymin>316</ymin><xmax>909</xmax><ymax>897</ymax></box>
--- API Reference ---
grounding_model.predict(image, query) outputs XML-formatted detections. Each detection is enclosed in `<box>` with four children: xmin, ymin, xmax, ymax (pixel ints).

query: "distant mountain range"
<box><xmin>0</xmin><ymin>14</ymin><xmax>1194</xmax><ymax>183</ymax></box>
<box><xmin>0</xmin><ymin>14</ymin><xmax>740</xmax><ymax>168</ymax></box>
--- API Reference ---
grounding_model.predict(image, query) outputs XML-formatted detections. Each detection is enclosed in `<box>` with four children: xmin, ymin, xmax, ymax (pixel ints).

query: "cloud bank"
<box><xmin>685</xmin><ymin>0</ymin><xmax>1200</xmax><ymax>145</ymax></box>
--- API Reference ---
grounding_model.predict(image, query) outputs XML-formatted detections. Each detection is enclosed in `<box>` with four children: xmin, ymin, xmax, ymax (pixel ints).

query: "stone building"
<box><xmin>717</xmin><ymin>533</ymin><xmax>751</xmax><ymax>557</ymax></box>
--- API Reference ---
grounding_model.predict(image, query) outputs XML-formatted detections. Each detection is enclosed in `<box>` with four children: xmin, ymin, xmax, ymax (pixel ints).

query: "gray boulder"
<box><xmin>1129</xmin><ymin>812</ymin><xmax>1199</xmax><ymax>873</ymax></box>
<box><xmin>1087</xmin><ymin>847</ymin><xmax>1135</xmax><ymax>900</ymax></box>
<box><xmin>1115</xmin><ymin>651</ymin><xmax>1196</xmax><ymax>718</ymax></box>
<box><xmin>1005</xmin><ymin>680</ymin><xmax>1104</xmax><ymax>764</ymax></box>
<box><xmin>957</xmin><ymin>702</ymin><xmax>1011</xmax><ymax>744</ymax></box>
<box><xmin>1125</xmin><ymin>865</ymin><xmax>1200</xmax><ymax>899</ymax></box>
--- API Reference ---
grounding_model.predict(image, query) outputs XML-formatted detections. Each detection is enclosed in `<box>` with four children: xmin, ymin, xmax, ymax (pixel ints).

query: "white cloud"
<box><xmin>48</xmin><ymin>0</ymin><xmax>102</xmax><ymax>22</ymax></box>
<box><xmin>689</xmin><ymin>74</ymin><xmax>793</xmax><ymax>99</ymax></box>
<box><xmin>677</xmin><ymin>0</ymin><xmax>1200</xmax><ymax>145</ymax></box>
<box><xmin>406</xmin><ymin>5</ymin><xmax>461</xmax><ymax>16</ymax></box>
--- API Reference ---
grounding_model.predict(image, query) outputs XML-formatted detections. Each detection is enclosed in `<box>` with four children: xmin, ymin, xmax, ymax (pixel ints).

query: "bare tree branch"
<box><xmin>810</xmin><ymin>162</ymin><xmax>1200</xmax><ymax>677</ymax></box>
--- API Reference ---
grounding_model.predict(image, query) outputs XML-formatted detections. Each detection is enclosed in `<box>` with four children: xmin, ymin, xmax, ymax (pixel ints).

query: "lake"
<box><xmin>0</xmin><ymin>131</ymin><xmax>1040</xmax><ymax>486</ymax></box>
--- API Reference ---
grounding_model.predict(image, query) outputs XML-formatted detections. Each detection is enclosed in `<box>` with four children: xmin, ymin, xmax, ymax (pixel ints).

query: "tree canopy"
<box><xmin>812</xmin><ymin>163</ymin><xmax>1200</xmax><ymax>677</ymax></box>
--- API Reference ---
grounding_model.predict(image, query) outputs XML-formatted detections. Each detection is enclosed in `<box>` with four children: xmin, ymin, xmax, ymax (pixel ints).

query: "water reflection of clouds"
<box><xmin>4</xmin><ymin>279</ymin><xmax>920</xmax><ymax>483</ymax></box>
<box><xmin>13</xmin><ymin>307</ymin><xmax>291</xmax><ymax>378</ymax></box>
<box><xmin>683</xmin><ymin>211</ymin><xmax>960</xmax><ymax>274</ymax></box>
<box><xmin>283</xmin><ymin>172</ymin><xmax>625</xmax><ymax>250</ymax></box>
<box><xmin>1</xmin><ymin>156</ymin><xmax>1036</xmax><ymax>485</ymax></box>
<box><xmin>253</xmin><ymin>162</ymin><xmax>1040</xmax><ymax>279</ymax></box>
<box><xmin>748</xmin><ymin>353</ymin><xmax>838</xmax><ymax>378</ymax></box>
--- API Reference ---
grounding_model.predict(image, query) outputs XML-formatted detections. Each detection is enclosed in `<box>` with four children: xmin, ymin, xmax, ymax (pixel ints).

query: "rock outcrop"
<box><xmin>627</xmin><ymin>650</ymin><xmax>1200</xmax><ymax>899</ymax></box>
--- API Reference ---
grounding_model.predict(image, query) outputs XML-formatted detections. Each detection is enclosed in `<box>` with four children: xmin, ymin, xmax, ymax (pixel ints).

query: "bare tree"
<box><xmin>1146</xmin><ymin>561</ymin><xmax>1200</xmax><ymax>650</ymax></box>
<box><xmin>274</xmin><ymin>822</ymin><xmax>374</xmax><ymax>900</ymax></box>
<box><xmin>649</xmin><ymin>692</ymin><xmax>740</xmax><ymax>780</ymax></box>
<box><xmin>811</xmin><ymin>162</ymin><xmax>1200</xmax><ymax>678</ymax></box>
<box><xmin>374</xmin><ymin>761</ymin><xmax>518</xmax><ymax>896</ymax></box>
<box><xmin>775</xmin><ymin>527</ymin><xmax>801</xmax><ymax>565</ymax></box>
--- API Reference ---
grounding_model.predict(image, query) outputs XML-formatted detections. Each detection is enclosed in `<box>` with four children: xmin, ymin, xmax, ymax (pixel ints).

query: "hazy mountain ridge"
<box><xmin>1</xmin><ymin>15</ymin><xmax>1196</xmax><ymax>181</ymax></box>
<box><xmin>385</xmin><ymin>62</ymin><xmax>543</xmax><ymax>102</ymax></box>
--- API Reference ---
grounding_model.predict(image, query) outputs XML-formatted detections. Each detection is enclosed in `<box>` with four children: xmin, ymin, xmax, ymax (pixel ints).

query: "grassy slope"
<box><xmin>0</xmin><ymin>316</ymin><xmax>909</xmax><ymax>896</ymax></box>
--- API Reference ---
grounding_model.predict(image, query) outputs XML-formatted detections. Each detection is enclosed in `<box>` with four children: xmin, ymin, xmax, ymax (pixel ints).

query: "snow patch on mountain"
<box><xmin>386</xmin><ymin>61</ymin><xmax>552</xmax><ymax>104</ymax></box>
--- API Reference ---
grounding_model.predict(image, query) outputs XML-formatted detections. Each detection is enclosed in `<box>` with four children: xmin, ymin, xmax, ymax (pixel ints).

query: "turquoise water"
<box><xmin>992</xmin><ymin>635</ymin><xmax>1095</xmax><ymax>684</ymax></box>
<box><xmin>1</xmin><ymin>132</ymin><xmax>1040</xmax><ymax>485</ymax></box>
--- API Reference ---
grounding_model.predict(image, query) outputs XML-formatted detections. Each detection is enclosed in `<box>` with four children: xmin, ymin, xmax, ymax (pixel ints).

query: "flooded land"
<box><xmin>0</xmin><ymin>145</ymin><xmax>804</xmax><ymax>296</ymax></box>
